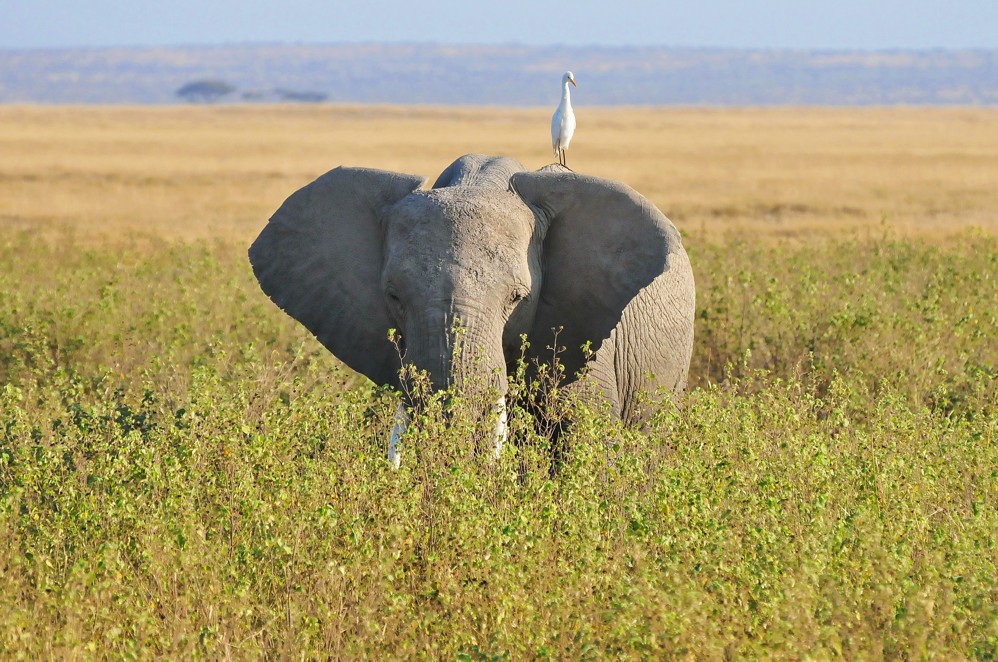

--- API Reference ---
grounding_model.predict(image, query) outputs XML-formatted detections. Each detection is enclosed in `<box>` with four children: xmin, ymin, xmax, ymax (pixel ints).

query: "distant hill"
<box><xmin>1</xmin><ymin>43</ymin><xmax>996</xmax><ymax>106</ymax></box>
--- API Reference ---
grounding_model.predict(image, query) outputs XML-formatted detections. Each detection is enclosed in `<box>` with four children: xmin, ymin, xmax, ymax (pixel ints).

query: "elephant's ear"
<box><xmin>511</xmin><ymin>168</ymin><xmax>682</xmax><ymax>379</ymax></box>
<box><xmin>249</xmin><ymin>166</ymin><xmax>426</xmax><ymax>388</ymax></box>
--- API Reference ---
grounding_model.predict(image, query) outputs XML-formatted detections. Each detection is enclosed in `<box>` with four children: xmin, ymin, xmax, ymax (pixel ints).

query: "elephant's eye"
<box><xmin>385</xmin><ymin>289</ymin><xmax>404</xmax><ymax>317</ymax></box>
<box><xmin>510</xmin><ymin>289</ymin><xmax>528</xmax><ymax>306</ymax></box>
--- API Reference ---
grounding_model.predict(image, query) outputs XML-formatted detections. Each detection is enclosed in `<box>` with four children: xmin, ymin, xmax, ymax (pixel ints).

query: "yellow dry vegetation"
<box><xmin>1</xmin><ymin>104</ymin><xmax>996</xmax><ymax>243</ymax></box>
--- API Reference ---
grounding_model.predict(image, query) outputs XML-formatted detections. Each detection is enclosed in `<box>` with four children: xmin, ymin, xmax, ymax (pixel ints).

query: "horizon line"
<box><xmin>3</xmin><ymin>41</ymin><xmax>996</xmax><ymax>56</ymax></box>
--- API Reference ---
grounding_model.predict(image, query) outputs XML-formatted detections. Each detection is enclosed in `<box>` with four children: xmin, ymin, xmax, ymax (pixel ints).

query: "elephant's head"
<box><xmin>250</xmin><ymin>154</ymin><xmax>692</xmax><ymax>417</ymax></box>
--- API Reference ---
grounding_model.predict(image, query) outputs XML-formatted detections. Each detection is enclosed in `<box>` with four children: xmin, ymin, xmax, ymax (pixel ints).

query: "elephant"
<box><xmin>249</xmin><ymin>154</ymin><xmax>695</xmax><ymax>463</ymax></box>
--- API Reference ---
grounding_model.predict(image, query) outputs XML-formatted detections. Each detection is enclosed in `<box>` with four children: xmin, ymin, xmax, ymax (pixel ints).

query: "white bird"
<box><xmin>551</xmin><ymin>71</ymin><xmax>577</xmax><ymax>167</ymax></box>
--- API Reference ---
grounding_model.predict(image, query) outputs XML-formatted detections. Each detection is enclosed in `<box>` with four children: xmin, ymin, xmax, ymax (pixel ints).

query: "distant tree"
<box><xmin>275</xmin><ymin>89</ymin><xmax>328</xmax><ymax>103</ymax></box>
<box><xmin>176</xmin><ymin>79</ymin><xmax>236</xmax><ymax>103</ymax></box>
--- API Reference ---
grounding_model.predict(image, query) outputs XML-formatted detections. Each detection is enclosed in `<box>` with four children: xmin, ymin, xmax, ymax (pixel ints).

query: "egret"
<box><xmin>551</xmin><ymin>71</ymin><xmax>577</xmax><ymax>167</ymax></box>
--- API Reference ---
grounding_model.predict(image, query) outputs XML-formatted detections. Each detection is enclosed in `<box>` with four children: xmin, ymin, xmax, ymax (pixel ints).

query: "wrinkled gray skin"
<box><xmin>250</xmin><ymin>154</ymin><xmax>695</xmax><ymax>424</ymax></box>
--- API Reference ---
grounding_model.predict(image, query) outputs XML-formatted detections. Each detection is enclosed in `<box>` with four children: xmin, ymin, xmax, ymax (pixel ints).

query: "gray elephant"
<box><xmin>250</xmin><ymin>154</ymin><xmax>695</xmax><ymax>461</ymax></box>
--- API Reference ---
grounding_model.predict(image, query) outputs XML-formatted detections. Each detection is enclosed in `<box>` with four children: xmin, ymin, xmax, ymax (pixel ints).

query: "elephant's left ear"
<box><xmin>249</xmin><ymin>167</ymin><xmax>427</xmax><ymax>389</ymax></box>
<box><xmin>511</xmin><ymin>169</ymin><xmax>687</xmax><ymax>376</ymax></box>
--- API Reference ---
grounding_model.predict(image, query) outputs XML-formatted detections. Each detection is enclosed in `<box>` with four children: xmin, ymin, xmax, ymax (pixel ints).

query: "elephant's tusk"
<box><xmin>388</xmin><ymin>402</ymin><xmax>408</xmax><ymax>469</ymax></box>
<box><xmin>492</xmin><ymin>396</ymin><xmax>508</xmax><ymax>459</ymax></box>
<box><xmin>390</xmin><ymin>398</ymin><xmax>506</xmax><ymax>467</ymax></box>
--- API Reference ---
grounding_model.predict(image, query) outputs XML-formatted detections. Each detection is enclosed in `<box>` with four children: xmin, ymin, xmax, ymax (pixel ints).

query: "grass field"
<box><xmin>1</xmin><ymin>105</ymin><xmax>996</xmax><ymax>658</ymax></box>
<box><xmin>3</xmin><ymin>105</ymin><xmax>997</xmax><ymax>242</ymax></box>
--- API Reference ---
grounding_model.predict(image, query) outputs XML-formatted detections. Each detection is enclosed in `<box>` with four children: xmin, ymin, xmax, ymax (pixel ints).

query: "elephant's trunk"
<box><xmin>402</xmin><ymin>303</ymin><xmax>506</xmax><ymax>399</ymax></box>
<box><xmin>389</xmin><ymin>305</ymin><xmax>509</xmax><ymax>468</ymax></box>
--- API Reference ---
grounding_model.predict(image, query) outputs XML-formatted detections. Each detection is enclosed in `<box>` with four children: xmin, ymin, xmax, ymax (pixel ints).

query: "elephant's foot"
<box><xmin>388</xmin><ymin>402</ymin><xmax>408</xmax><ymax>469</ymax></box>
<box><xmin>492</xmin><ymin>397</ymin><xmax>508</xmax><ymax>459</ymax></box>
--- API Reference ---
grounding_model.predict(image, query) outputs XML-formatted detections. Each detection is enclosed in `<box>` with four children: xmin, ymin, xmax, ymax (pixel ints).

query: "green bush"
<box><xmin>1</xmin><ymin>231</ymin><xmax>995</xmax><ymax>657</ymax></box>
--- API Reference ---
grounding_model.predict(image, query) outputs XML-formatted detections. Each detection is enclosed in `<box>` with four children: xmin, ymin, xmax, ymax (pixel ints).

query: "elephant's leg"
<box><xmin>492</xmin><ymin>396</ymin><xmax>508</xmax><ymax>459</ymax></box>
<box><xmin>388</xmin><ymin>402</ymin><xmax>408</xmax><ymax>469</ymax></box>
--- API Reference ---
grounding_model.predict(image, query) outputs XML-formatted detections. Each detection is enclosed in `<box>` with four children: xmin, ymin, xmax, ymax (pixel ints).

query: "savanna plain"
<box><xmin>1</xmin><ymin>105</ymin><xmax>996</xmax><ymax>658</ymax></box>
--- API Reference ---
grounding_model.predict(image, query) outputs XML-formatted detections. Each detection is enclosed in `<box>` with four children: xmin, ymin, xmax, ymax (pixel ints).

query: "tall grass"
<box><xmin>691</xmin><ymin>231</ymin><xmax>998</xmax><ymax>415</ymax></box>
<box><xmin>2</xmin><ymin>231</ymin><xmax>994</xmax><ymax>657</ymax></box>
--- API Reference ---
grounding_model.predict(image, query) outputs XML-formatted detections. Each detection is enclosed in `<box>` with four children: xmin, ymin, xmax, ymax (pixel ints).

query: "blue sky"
<box><xmin>2</xmin><ymin>0</ymin><xmax>996</xmax><ymax>50</ymax></box>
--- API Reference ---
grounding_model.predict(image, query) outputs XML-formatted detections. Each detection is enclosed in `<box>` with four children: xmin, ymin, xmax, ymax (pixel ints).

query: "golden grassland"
<box><xmin>1</xmin><ymin>105</ymin><xmax>997</xmax><ymax>657</ymax></box>
<box><xmin>1</xmin><ymin>104</ymin><xmax>996</xmax><ymax>242</ymax></box>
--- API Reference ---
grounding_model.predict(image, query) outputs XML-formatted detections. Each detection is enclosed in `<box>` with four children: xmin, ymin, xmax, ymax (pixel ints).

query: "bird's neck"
<box><xmin>561</xmin><ymin>83</ymin><xmax>572</xmax><ymax>104</ymax></box>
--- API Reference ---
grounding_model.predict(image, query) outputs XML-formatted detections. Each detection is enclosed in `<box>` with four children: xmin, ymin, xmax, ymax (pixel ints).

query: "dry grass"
<box><xmin>1</xmin><ymin>104</ymin><xmax>996</xmax><ymax>658</ymax></box>
<box><xmin>1</xmin><ymin>104</ymin><xmax>996</xmax><ymax>243</ymax></box>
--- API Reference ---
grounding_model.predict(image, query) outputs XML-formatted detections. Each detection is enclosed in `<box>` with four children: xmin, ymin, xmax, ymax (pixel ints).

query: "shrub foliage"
<box><xmin>1</xmin><ymin>231</ymin><xmax>995</xmax><ymax>658</ymax></box>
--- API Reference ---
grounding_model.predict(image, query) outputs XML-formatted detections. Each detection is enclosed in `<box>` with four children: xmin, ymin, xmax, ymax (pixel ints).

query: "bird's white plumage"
<box><xmin>551</xmin><ymin>71</ymin><xmax>577</xmax><ymax>167</ymax></box>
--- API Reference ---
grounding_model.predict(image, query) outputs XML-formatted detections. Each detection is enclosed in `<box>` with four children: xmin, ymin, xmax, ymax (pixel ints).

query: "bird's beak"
<box><xmin>570</xmin><ymin>78</ymin><xmax>577</xmax><ymax>87</ymax></box>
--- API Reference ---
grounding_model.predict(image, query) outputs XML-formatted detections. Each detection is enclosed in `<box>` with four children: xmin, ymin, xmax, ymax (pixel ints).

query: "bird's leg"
<box><xmin>492</xmin><ymin>396</ymin><xmax>508</xmax><ymax>459</ymax></box>
<box><xmin>388</xmin><ymin>402</ymin><xmax>408</xmax><ymax>469</ymax></box>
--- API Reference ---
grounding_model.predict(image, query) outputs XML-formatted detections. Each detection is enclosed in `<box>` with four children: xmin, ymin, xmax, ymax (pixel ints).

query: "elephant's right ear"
<box><xmin>249</xmin><ymin>166</ymin><xmax>426</xmax><ymax>388</ymax></box>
